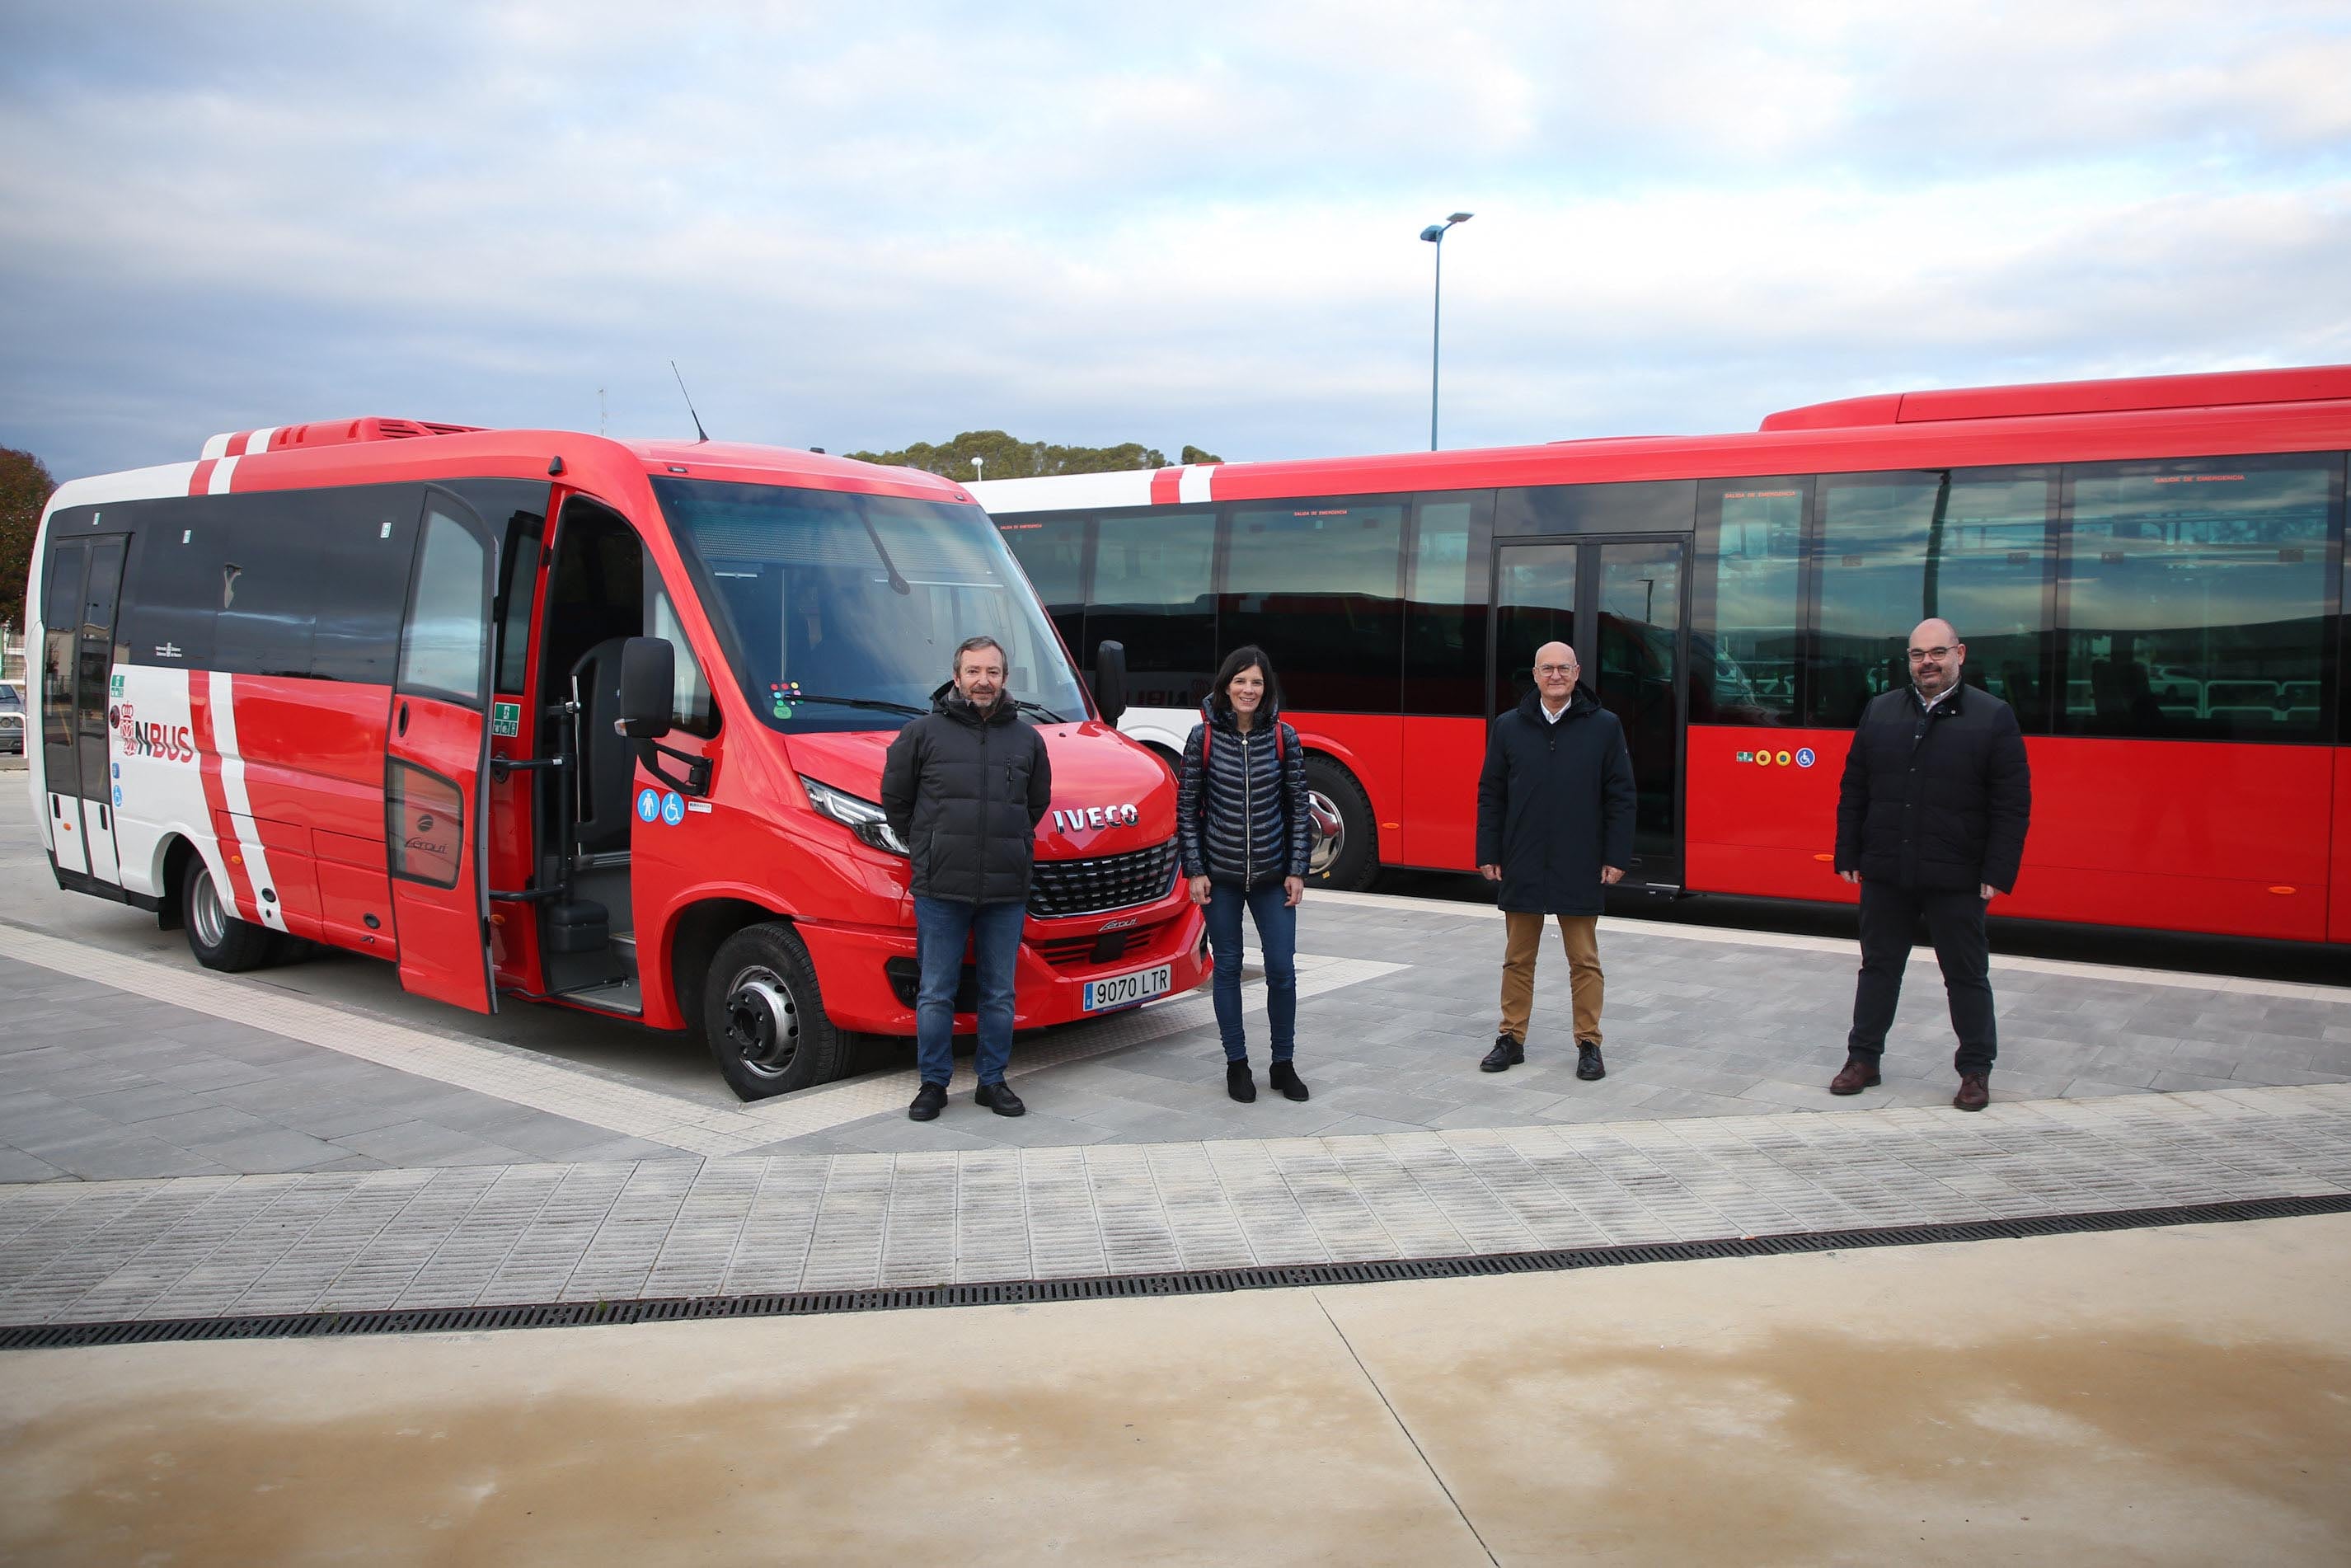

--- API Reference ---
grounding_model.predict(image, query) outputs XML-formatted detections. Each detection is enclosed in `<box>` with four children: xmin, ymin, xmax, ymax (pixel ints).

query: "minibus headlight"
<box><xmin>800</xmin><ymin>775</ymin><xmax>910</xmax><ymax>857</ymax></box>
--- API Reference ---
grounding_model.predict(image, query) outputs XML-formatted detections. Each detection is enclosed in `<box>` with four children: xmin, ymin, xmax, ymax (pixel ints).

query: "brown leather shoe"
<box><xmin>1828</xmin><ymin>1054</ymin><xmax>1881</xmax><ymax>1095</ymax></box>
<box><xmin>1954</xmin><ymin>1073</ymin><xmax>1990</xmax><ymax>1112</ymax></box>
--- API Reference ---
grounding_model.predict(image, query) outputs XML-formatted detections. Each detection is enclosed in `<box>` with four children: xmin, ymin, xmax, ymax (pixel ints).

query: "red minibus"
<box><xmin>29</xmin><ymin>419</ymin><xmax>1207</xmax><ymax>1096</ymax></box>
<box><xmin>975</xmin><ymin>365</ymin><xmax>2351</xmax><ymax>946</ymax></box>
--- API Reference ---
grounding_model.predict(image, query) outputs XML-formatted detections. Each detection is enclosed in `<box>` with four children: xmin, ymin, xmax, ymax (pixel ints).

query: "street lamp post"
<box><xmin>1419</xmin><ymin>211</ymin><xmax>1473</xmax><ymax>450</ymax></box>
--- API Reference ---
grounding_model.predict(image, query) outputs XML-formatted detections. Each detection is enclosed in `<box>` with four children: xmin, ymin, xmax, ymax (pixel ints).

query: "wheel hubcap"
<box><xmin>190</xmin><ymin>869</ymin><xmax>228</xmax><ymax>948</ymax></box>
<box><xmin>724</xmin><ymin>969</ymin><xmax>800</xmax><ymax>1077</ymax></box>
<box><xmin>1306</xmin><ymin>790</ymin><xmax>1345</xmax><ymax>876</ymax></box>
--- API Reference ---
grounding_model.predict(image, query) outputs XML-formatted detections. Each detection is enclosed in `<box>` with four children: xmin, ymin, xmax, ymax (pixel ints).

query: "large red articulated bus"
<box><xmin>974</xmin><ymin>365</ymin><xmax>2351</xmax><ymax>946</ymax></box>
<box><xmin>29</xmin><ymin>420</ymin><xmax>1207</xmax><ymax>1097</ymax></box>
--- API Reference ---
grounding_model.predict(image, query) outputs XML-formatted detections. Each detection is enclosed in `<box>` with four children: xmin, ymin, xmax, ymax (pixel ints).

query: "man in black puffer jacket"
<box><xmin>1832</xmin><ymin>617</ymin><xmax>2031</xmax><ymax>1112</ymax></box>
<box><xmin>1475</xmin><ymin>641</ymin><xmax>1636</xmax><ymax>1082</ymax></box>
<box><xmin>881</xmin><ymin>636</ymin><xmax>1052</xmax><ymax>1123</ymax></box>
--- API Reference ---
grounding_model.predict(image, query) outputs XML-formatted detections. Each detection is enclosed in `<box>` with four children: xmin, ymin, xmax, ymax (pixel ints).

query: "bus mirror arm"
<box><xmin>635</xmin><ymin>738</ymin><xmax>712</xmax><ymax>798</ymax></box>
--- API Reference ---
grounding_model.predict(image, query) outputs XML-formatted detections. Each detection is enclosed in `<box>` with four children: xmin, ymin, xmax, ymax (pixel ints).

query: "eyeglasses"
<box><xmin>1534</xmin><ymin>663</ymin><xmax>1576</xmax><ymax>675</ymax></box>
<box><xmin>1907</xmin><ymin>646</ymin><xmax>1955</xmax><ymax>663</ymax></box>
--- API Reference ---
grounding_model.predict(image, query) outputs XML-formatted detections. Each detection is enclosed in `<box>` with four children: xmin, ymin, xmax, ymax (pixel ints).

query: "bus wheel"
<box><xmin>1302</xmin><ymin>757</ymin><xmax>1377</xmax><ymax>891</ymax></box>
<box><xmin>183</xmin><ymin>860</ymin><xmax>275</xmax><ymax>973</ymax></box>
<box><xmin>702</xmin><ymin>922</ymin><xmax>845</xmax><ymax>1101</ymax></box>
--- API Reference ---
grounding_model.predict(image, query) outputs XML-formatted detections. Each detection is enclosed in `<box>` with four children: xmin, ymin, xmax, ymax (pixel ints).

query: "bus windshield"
<box><xmin>655</xmin><ymin>477</ymin><xmax>1092</xmax><ymax>733</ymax></box>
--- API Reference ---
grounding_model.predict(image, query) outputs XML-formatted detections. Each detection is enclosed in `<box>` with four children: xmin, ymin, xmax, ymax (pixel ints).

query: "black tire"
<box><xmin>701</xmin><ymin>922</ymin><xmax>846</xmax><ymax>1101</ymax></box>
<box><xmin>1302</xmin><ymin>755</ymin><xmax>1377</xmax><ymax>891</ymax></box>
<box><xmin>266</xmin><ymin>932</ymin><xmax>313</xmax><ymax>966</ymax></box>
<box><xmin>183</xmin><ymin>859</ymin><xmax>275</xmax><ymax>973</ymax></box>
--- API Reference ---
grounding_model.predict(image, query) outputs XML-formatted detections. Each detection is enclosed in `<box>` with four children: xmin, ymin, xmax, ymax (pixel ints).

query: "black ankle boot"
<box><xmin>1227</xmin><ymin>1061</ymin><xmax>1256</xmax><ymax>1102</ymax></box>
<box><xmin>1268</xmin><ymin>1061</ymin><xmax>1308</xmax><ymax>1101</ymax></box>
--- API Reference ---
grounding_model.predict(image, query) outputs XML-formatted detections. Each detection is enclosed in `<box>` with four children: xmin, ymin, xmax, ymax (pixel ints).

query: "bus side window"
<box><xmin>649</xmin><ymin>584</ymin><xmax>718</xmax><ymax>737</ymax></box>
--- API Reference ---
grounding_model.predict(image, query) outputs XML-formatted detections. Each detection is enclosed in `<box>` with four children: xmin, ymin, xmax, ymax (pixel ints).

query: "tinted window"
<box><xmin>40</xmin><ymin>541</ymin><xmax>83</xmax><ymax>763</ymax></box>
<box><xmin>2058</xmin><ymin>454</ymin><xmax>2339</xmax><ymax>742</ymax></box>
<box><xmin>1812</xmin><ymin>470</ymin><xmax>2055</xmax><ymax>730</ymax></box>
<box><xmin>1497</xmin><ymin>481</ymin><xmax>1696</xmax><ymax>536</ymax></box>
<box><xmin>1402</xmin><ymin>493</ymin><xmax>1491</xmax><ymax>716</ymax></box>
<box><xmin>122</xmin><ymin>505</ymin><xmax>228</xmax><ymax>670</ymax></box>
<box><xmin>1222</xmin><ymin>498</ymin><xmax>1404</xmax><ymax>711</ymax></box>
<box><xmin>997</xmin><ymin>514</ymin><xmax>1089</xmax><ymax>666</ymax></box>
<box><xmin>1088</xmin><ymin>509</ymin><xmax>1216</xmax><ymax>711</ymax></box>
<box><xmin>443</xmin><ymin>480</ymin><xmax>551</xmax><ymax>695</ymax></box>
<box><xmin>1694</xmin><ymin>479</ymin><xmax>1806</xmax><ymax>725</ymax></box>
<box><xmin>398</xmin><ymin>506</ymin><xmax>490</xmax><ymax>704</ymax></box>
<box><xmin>387</xmin><ymin>759</ymin><xmax>463</xmax><ymax>887</ymax></box>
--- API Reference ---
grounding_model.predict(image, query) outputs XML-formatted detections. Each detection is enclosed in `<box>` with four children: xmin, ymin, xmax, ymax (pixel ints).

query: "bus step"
<box><xmin>562</xmin><ymin>978</ymin><xmax>642</xmax><ymax>1016</ymax></box>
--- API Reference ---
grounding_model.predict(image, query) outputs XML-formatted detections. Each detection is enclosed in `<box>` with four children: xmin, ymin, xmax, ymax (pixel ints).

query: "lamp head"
<box><xmin>1448</xmin><ymin>211</ymin><xmax>1474</xmax><ymax>223</ymax></box>
<box><xmin>1420</xmin><ymin>224</ymin><xmax>1446</xmax><ymax>242</ymax></box>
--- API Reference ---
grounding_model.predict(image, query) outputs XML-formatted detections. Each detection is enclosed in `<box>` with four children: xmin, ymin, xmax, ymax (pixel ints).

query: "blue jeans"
<box><xmin>913</xmin><ymin>896</ymin><xmax>1026</xmax><ymax>1087</ymax></box>
<box><xmin>1204</xmin><ymin>880</ymin><xmax>1298</xmax><ymax>1063</ymax></box>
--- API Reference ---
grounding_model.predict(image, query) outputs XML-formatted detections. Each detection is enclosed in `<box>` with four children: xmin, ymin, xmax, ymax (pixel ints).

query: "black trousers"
<box><xmin>1847</xmin><ymin>880</ymin><xmax>1997</xmax><ymax>1074</ymax></box>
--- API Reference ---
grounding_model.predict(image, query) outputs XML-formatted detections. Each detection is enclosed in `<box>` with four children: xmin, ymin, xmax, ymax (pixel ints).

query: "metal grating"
<box><xmin>5</xmin><ymin>1192</ymin><xmax>2347</xmax><ymax>1351</ymax></box>
<box><xmin>1028</xmin><ymin>839</ymin><xmax>1180</xmax><ymax>919</ymax></box>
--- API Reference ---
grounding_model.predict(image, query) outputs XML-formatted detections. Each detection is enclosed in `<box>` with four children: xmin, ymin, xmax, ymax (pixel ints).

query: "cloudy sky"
<box><xmin>3</xmin><ymin>2</ymin><xmax>2347</xmax><ymax>482</ymax></box>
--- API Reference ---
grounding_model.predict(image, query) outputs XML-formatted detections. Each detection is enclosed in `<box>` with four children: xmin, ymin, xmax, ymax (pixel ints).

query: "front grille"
<box><xmin>1036</xmin><ymin>926</ymin><xmax>1156</xmax><ymax>971</ymax></box>
<box><xmin>1029</xmin><ymin>839</ymin><xmax>1180</xmax><ymax>920</ymax></box>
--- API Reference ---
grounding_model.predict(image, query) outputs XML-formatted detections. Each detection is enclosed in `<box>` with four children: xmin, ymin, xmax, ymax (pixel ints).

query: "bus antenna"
<box><xmin>670</xmin><ymin>361</ymin><xmax>711</xmax><ymax>444</ymax></box>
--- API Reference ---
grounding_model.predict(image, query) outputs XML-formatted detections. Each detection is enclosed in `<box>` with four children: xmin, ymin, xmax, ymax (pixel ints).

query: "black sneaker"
<box><xmin>908</xmin><ymin>1081</ymin><xmax>948</xmax><ymax>1121</ymax></box>
<box><xmin>975</xmin><ymin>1081</ymin><xmax>1026</xmax><ymax>1117</ymax></box>
<box><xmin>1269</xmin><ymin>1061</ymin><xmax>1309</xmax><ymax>1101</ymax></box>
<box><xmin>1576</xmin><ymin>1041</ymin><xmax>1606</xmax><ymax>1081</ymax></box>
<box><xmin>1481</xmin><ymin>1035</ymin><xmax>1524</xmax><ymax>1073</ymax></box>
<box><xmin>1227</xmin><ymin>1062</ymin><xmax>1256</xmax><ymax>1103</ymax></box>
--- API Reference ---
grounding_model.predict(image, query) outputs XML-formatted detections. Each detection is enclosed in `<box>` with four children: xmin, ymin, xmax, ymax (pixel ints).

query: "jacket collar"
<box><xmin>1908</xmin><ymin>679</ymin><xmax>1967</xmax><ymax>716</ymax></box>
<box><xmin>1516</xmin><ymin>684</ymin><xmax>1596</xmax><ymax>725</ymax></box>
<box><xmin>931</xmin><ymin>681</ymin><xmax>1015</xmax><ymax>727</ymax></box>
<box><xmin>1200</xmin><ymin>689</ymin><xmax>1282</xmax><ymax>737</ymax></box>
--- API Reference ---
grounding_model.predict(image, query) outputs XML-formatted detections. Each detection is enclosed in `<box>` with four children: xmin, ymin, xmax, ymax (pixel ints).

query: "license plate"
<box><xmin>1083</xmin><ymin>963</ymin><xmax>1173</xmax><ymax>1013</ymax></box>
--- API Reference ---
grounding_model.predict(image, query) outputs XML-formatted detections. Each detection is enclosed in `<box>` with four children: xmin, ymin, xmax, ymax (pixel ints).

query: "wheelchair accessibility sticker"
<box><xmin>661</xmin><ymin>791</ymin><xmax>686</xmax><ymax>826</ymax></box>
<box><xmin>1796</xmin><ymin>748</ymin><xmax>1817</xmax><ymax>768</ymax></box>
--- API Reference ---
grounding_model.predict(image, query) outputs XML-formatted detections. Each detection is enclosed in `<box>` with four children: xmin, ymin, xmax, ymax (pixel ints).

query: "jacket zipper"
<box><xmin>1242</xmin><ymin>728</ymin><xmax>1254</xmax><ymax>886</ymax></box>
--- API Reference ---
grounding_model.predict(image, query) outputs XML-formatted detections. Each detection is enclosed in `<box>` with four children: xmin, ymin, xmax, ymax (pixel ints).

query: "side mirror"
<box><xmin>1092</xmin><ymin>640</ymin><xmax>1128</xmax><ymax>727</ymax></box>
<box><xmin>617</xmin><ymin>637</ymin><xmax>674</xmax><ymax>739</ymax></box>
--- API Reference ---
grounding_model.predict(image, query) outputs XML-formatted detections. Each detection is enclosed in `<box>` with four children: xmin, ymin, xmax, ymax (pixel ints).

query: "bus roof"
<box><xmin>1759</xmin><ymin>364</ymin><xmax>2351</xmax><ymax>432</ymax></box>
<box><xmin>47</xmin><ymin>420</ymin><xmax>976</xmax><ymax>514</ymax></box>
<box><xmin>969</xmin><ymin>363</ymin><xmax>2351</xmax><ymax>513</ymax></box>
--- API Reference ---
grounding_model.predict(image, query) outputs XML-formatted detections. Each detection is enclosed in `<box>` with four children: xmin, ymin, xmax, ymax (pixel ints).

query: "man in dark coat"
<box><xmin>1475</xmin><ymin>641</ymin><xmax>1636</xmax><ymax>1080</ymax></box>
<box><xmin>1832</xmin><ymin>617</ymin><xmax>2031</xmax><ymax>1111</ymax></box>
<box><xmin>881</xmin><ymin>636</ymin><xmax>1052</xmax><ymax>1122</ymax></box>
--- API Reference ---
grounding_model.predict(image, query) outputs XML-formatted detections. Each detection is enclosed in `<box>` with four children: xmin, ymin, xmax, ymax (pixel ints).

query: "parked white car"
<box><xmin>0</xmin><ymin>679</ymin><xmax>24</xmax><ymax>754</ymax></box>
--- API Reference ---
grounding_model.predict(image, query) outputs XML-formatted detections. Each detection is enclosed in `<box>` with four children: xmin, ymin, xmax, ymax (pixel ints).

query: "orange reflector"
<box><xmin>230</xmin><ymin>854</ymin><xmax>243</xmax><ymax>866</ymax></box>
<box><xmin>2268</xmin><ymin>885</ymin><xmax>2296</xmax><ymax>895</ymax></box>
<box><xmin>490</xmin><ymin>911</ymin><xmax>506</xmax><ymax>927</ymax></box>
<box><xmin>1380</xmin><ymin>822</ymin><xmax>1401</xmax><ymax>829</ymax></box>
<box><xmin>1813</xmin><ymin>852</ymin><xmax>1834</xmax><ymax>861</ymax></box>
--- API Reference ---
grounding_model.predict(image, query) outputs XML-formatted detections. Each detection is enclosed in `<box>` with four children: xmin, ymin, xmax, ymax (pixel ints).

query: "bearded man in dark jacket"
<box><xmin>1475</xmin><ymin>641</ymin><xmax>1636</xmax><ymax>1081</ymax></box>
<box><xmin>1832</xmin><ymin>617</ymin><xmax>2031</xmax><ymax>1112</ymax></box>
<box><xmin>881</xmin><ymin>636</ymin><xmax>1051</xmax><ymax>1122</ymax></box>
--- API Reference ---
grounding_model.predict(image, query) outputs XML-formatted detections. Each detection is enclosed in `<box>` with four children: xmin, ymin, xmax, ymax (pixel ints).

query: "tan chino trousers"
<box><xmin>1498</xmin><ymin>912</ymin><xmax>1604</xmax><ymax>1046</ymax></box>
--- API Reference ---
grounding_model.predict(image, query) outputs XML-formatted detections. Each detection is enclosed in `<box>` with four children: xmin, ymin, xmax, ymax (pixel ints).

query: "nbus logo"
<box><xmin>111</xmin><ymin>704</ymin><xmax>195</xmax><ymax>765</ymax></box>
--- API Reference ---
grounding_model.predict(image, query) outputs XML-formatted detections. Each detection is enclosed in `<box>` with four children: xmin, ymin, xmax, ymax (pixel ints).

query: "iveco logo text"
<box><xmin>1052</xmin><ymin>804</ymin><xmax>1138</xmax><ymax>832</ymax></box>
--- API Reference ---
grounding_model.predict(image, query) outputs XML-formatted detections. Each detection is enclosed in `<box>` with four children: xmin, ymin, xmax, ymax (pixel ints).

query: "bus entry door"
<box><xmin>1492</xmin><ymin>536</ymin><xmax>1692</xmax><ymax>889</ymax></box>
<box><xmin>386</xmin><ymin>490</ymin><xmax>500</xmax><ymax>1013</ymax></box>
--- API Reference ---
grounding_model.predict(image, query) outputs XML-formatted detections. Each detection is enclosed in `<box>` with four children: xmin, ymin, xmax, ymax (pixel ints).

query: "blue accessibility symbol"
<box><xmin>661</xmin><ymin>791</ymin><xmax>686</xmax><ymax>826</ymax></box>
<box><xmin>636</xmin><ymin>787</ymin><xmax>661</xmax><ymax>823</ymax></box>
<box><xmin>1795</xmin><ymin>748</ymin><xmax>1817</xmax><ymax>768</ymax></box>
<box><xmin>113</xmin><ymin>786</ymin><xmax>124</xmax><ymax>805</ymax></box>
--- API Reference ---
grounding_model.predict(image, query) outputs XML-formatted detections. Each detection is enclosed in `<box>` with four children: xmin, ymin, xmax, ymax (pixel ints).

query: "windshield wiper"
<box><xmin>1011</xmin><ymin>700</ymin><xmax>1070</xmax><ymax>722</ymax></box>
<box><xmin>782</xmin><ymin>693</ymin><xmax>927</xmax><ymax>716</ymax></box>
<box><xmin>857</xmin><ymin>514</ymin><xmax>912</xmax><ymax>596</ymax></box>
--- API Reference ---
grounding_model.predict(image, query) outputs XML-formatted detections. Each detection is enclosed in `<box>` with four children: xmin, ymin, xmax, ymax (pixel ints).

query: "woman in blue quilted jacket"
<box><xmin>1176</xmin><ymin>646</ymin><xmax>1313</xmax><ymax>1103</ymax></box>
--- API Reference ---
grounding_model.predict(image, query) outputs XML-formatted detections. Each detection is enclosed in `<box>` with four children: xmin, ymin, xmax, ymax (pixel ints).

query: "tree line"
<box><xmin>845</xmin><ymin>430</ymin><xmax>1220</xmax><ymax>484</ymax></box>
<box><xmin>1</xmin><ymin>447</ymin><xmax>52</xmax><ymax>631</ymax></box>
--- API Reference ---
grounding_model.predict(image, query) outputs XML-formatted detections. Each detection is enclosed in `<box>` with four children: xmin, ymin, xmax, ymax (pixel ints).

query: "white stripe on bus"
<box><xmin>208</xmin><ymin>670</ymin><xmax>286</xmax><ymax>931</ymax></box>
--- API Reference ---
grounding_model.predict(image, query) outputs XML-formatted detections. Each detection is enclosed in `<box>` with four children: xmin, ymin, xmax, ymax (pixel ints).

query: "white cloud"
<box><xmin>1</xmin><ymin>1</ymin><xmax>2344</xmax><ymax>479</ymax></box>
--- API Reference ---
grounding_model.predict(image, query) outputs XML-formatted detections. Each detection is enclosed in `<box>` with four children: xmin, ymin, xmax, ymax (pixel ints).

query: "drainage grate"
<box><xmin>6</xmin><ymin>1192</ymin><xmax>2348</xmax><ymax>1351</ymax></box>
